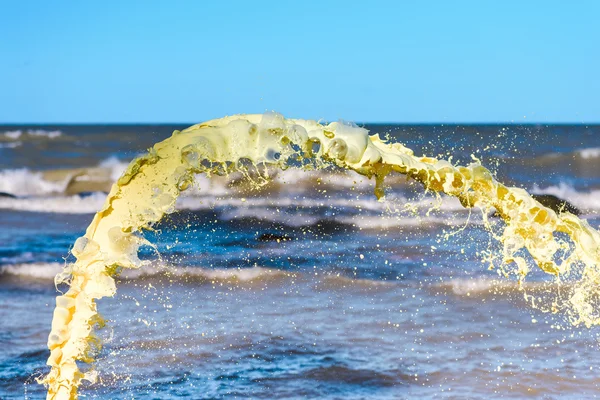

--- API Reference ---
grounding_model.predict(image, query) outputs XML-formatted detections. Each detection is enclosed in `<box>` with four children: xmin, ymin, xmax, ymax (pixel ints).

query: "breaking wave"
<box><xmin>0</xmin><ymin>263</ymin><xmax>396</xmax><ymax>289</ymax></box>
<box><xmin>531</xmin><ymin>182</ymin><xmax>600</xmax><ymax>212</ymax></box>
<box><xmin>0</xmin><ymin>262</ymin><xmax>63</xmax><ymax>280</ymax></box>
<box><xmin>578</xmin><ymin>147</ymin><xmax>600</xmax><ymax>159</ymax></box>
<box><xmin>0</xmin><ymin>169</ymin><xmax>71</xmax><ymax>196</ymax></box>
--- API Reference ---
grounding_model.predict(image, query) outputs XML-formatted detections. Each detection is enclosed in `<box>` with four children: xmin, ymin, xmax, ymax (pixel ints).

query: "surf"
<box><xmin>40</xmin><ymin>113</ymin><xmax>600</xmax><ymax>399</ymax></box>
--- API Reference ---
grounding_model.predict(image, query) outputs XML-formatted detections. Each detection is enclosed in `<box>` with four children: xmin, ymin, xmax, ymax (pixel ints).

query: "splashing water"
<box><xmin>40</xmin><ymin>113</ymin><xmax>600</xmax><ymax>399</ymax></box>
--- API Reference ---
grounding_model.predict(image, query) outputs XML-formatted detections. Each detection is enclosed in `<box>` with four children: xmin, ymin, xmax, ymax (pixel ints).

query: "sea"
<box><xmin>0</xmin><ymin>123</ymin><xmax>599</xmax><ymax>399</ymax></box>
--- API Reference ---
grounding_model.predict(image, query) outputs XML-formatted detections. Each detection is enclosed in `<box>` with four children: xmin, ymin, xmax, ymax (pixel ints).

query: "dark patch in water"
<box><xmin>255</xmin><ymin>364</ymin><xmax>409</xmax><ymax>388</ymax></box>
<box><xmin>77</xmin><ymin>191</ymin><xmax>108</xmax><ymax>198</ymax></box>
<box><xmin>0</xmin><ymin>191</ymin><xmax>17</xmax><ymax>198</ymax></box>
<box><xmin>531</xmin><ymin>194</ymin><xmax>580</xmax><ymax>215</ymax></box>
<box><xmin>257</xmin><ymin>233</ymin><xmax>294</xmax><ymax>242</ymax></box>
<box><xmin>491</xmin><ymin>193</ymin><xmax>580</xmax><ymax>218</ymax></box>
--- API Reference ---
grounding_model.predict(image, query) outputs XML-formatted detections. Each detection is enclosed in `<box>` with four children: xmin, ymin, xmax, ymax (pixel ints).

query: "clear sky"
<box><xmin>1</xmin><ymin>1</ymin><xmax>598</xmax><ymax>123</ymax></box>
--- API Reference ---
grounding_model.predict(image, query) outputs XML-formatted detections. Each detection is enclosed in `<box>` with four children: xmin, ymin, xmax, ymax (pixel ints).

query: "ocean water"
<box><xmin>1</xmin><ymin>123</ymin><xmax>599</xmax><ymax>399</ymax></box>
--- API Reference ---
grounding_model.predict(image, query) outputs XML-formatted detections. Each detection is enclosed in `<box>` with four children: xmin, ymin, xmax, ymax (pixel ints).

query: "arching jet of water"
<box><xmin>41</xmin><ymin>113</ymin><xmax>600</xmax><ymax>399</ymax></box>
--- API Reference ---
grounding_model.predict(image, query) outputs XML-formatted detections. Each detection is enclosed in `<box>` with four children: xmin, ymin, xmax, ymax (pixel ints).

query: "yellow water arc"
<box><xmin>40</xmin><ymin>113</ymin><xmax>600</xmax><ymax>399</ymax></box>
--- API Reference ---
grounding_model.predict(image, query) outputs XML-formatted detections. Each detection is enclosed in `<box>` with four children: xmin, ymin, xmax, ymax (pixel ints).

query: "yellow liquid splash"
<box><xmin>40</xmin><ymin>113</ymin><xmax>600</xmax><ymax>399</ymax></box>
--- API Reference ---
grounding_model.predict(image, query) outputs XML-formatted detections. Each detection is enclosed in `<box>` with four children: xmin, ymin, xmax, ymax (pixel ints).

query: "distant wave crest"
<box><xmin>1</xmin><ymin>129</ymin><xmax>62</xmax><ymax>141</ymax></box>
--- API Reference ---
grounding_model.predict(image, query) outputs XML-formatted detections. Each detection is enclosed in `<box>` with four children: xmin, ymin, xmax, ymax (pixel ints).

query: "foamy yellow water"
<box><xmin>41</xmin><ymin>113</ymin><xmax>600</xmax><ymax>399</ymax></box>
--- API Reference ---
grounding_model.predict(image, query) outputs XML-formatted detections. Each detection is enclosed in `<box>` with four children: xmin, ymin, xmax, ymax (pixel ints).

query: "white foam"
<box><xmin>190</xmin><ymin>174</ymin><xmax>231</xmax><ymax>196</ymax></box>
<box><xmin>434</xmin><ymin>276</ymin><xmax>531</xmax><ymax>297</ymax></box>
<box><xmin>121</xmin><ymin>264</ymin><xmax>392</xmax><ymax>288</ymax></box>
<box><xmin>178</xmin><ymin>192</ymin><xmax>464</xmax><ymax>212</ymax></box>
<box><xmin>0</xmin><ymin>261</ymin><xmax>256</xmax><ymax>283</ymax></box>
<box><xmin>273</xmin><ymin>168</ymin><xmax>373</xmax><ymax>191</ymax></box>
<box><xmin>0</xmin><ymin>168</ymin><xmax>70</xmax><ymax>196</ymax></box>
<box><xmin>0</xmin><ymin>262</ymin><xmax>63</xmax><ymax>280</ymax></box>
<box><xmin>336</xmin><ymin>214</ymin><xmax>472</xmax><ymax>229</ymax></box>
<box><xmin>2</xmin><ymin>129</ymin><xmax>62</xmax><ymax>140</ymax></box>
<box><xmin>0</xmin><ymin>193</ymin><xmax>106</xmax><ymax>213</ymax></box>
<box><xmin>440</xmin><ymin>277</ymin><xmax>502</xmax><ymax>295</ymax></box>
<box><xmin>0</xmin><ymin>251</ymin><xmax>35</xmax><ymax>264</ymax></box>
<box><xmin>98</xmin><ymin>156</ymin><xmax>130</xmax><ymax>182</ymax></box>
<box><xmin>203</xmin><ymin>196</ymin><xmax>470</xmax><ymax>228</ymax></box>
<box><xmin>26</xmin><ymin>129</ymin><xmax>62</xmax><ymax>139</ymax></box>
<box><xmin>219</xmin><ymin>205</ymin><xmax>321</xmax><ymax>226</ymax></box>
<box><xmin>0</xmin><ymin>262</ymin><xmax>390</xmax><ymax>288</ymax></box>
<box><xmin>437</xmin><ymin>276</ymin><xmax>571</xmax><ymax>297</ymax></box>
<box><xmin>322</xmin><ymin>273</ymin><xmax>395</xmax><ymax>287</ymax></box>
<box><xmin>3</xmin><ymin>130</ymin><xmax>22</xmax><ymax>139</ymax></box>
<box><xmin>579</xmin><ymin>147</ymin><xmax>600</xmax><ymax>159</ymax></box>
<box><xmin>0</xmin><ymin>157</ymin><xmax>128</xmax><ymax>197</ymax></box>
<box><xmin>129</xmin><ymin>265</ymin><xmax>397</xmax><ymax>289</ymax></box>
<box><xmin>0</xmin><ymin>141</ymin><xmax>22</xmax><ymax>149</ymax></box>
<box><xmin>123</xmin><ymin>265</ymin><xmax>291</xmax><ymax>282</ymax></box>
<box><xmin>0</xmin><ymin>187</ymin><xmax>470</xmax><ymax>216</ymax></box>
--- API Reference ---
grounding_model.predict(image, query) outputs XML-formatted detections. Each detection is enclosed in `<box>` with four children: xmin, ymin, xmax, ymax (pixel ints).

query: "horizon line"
<box><xmin>1</xmin><ymin>121</ymin><xmax>599</xmax><ymax>126</ymax></box>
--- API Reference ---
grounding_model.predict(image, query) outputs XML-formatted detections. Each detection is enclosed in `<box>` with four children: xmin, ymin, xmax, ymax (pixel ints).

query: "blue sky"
<box><xmin>1</xmin><ymin>1</ymin><xmax>598</xmax><ymax>123</ymax></box>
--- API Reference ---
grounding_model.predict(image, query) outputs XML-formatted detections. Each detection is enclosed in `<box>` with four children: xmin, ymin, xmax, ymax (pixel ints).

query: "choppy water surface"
<box><xmin>1</xmin><ymin>124</ymin><xmax>599</xmax><ymax>399</ymax></box>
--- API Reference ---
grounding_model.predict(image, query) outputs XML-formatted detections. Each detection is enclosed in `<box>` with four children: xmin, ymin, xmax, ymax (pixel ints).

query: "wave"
<box><xmin>176</xmin><ymin>196</ymin><xmax>474</xmax><ymax>230</ymax></box>
<box><xmin>96</xmin><ymin>156</ymin><xmax>130</xmax><ymax>182</ymax></box>
<box><xmin>1</xmin><ymin>129</ymin><xmax>62</xmax><ymax>141</ymax></box>
<box><xmin>0</xmin><ymin>262</ymin><xmax>293</xmax><ymax>284</ymax></box>
<box><xmin>320</xmin><ymin>274</ymin><xmax>396</xmax><ymax>288</ymax></box>
<box><xmin>0</xmin><ymin>251</ymin><xmax>37</xmax><ymax>264</ymax></box>
<box><xmin>0</xmin><ymin>191</ymin><xmax>463</xmax><ymax>219</ymax></box>
<box><xmin>178</xmin><ymin>190</ymin><xmax>465</xmax><ymax>212</ymax></box>
<box><xmin>0</xmin><ymin>262</ymin><xmax>63</xmax><ymax>280</ymax></box>
<box><xmin>0</xmin><ymin>169</ymin><xmax>71</xmax><ymax>196</ymax></box>
<box><xmin>531</xmin><ymin>147</ymin><xmax>600</xmax><ymax>166</ymax></box>
<box><xmin>2</xmin><ymin>182</ymin><xmax>594</xmax><ymax>231</ymax></box>
<box><xmin>432</xmin><ymin>276</ymin><xmax>578</xmax><ymax>301</ymax></box>
<box><xmin>434</xmin><ymin>277</ymin><xmax>521</xmax><ymax>296</ymax></box>
<box><xmin>0</xmin><ymin>156</ymin><xmax>128</xmax><ymax>197</ymax></box>
<box><xmin>122</xmin><ymin>265</ymin><xmax>294</xmax><ymax>283</ymax></box>
<box><xmin>578</xmin><ymin>147</ymin><xmax>600</xmax><ymax>159</ymax></box>
<box><xmin>0</xmin><ymin>193</ymin><xmax>107</xmax><ymax>213</ymax></box>
<box><xmin>0</xmin><ymin>162</ymin><xmax>472</xmax><ymax>219</ymax></box>
<box><xmin>272</xmin><ymin>168</ymin><xmax>376</xmax><ymax>191</ymax></box>
<box><xmin>6</xmin><ymin>161</ymin><xmax>596</xmax><ymax>221</ymax></box>
<box><xmin>531</xmin><ymin>182</ymin><xmax>600</xmax><ymax>212</ymax></box>
<box><xmin>119</xmin><ymin>265</ymin><xmax>396</xmax><ymax>289</ymax></box>
<box><xmin>335</xmin><ymin>213</ymin><xmax>470</xmax><ymax>229</ymax></box>
<box><xmin>3</xmin><ymin>262</ymin><xmax>567</xmax><ymax>295</ymax></box>
<box><xmin>0</xmin><ymin>141</ymin><xmax>22</xmax><ymax>149</ymax></box>
<box><xmin>0</xmin><ymin>262</ymin><xmax>399</xmax><ymax>290</ymax></box>
<box><xmin>0</xmin><ymin>161</ymin><xmax>409</xmax><ymax>199</ymax></box>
